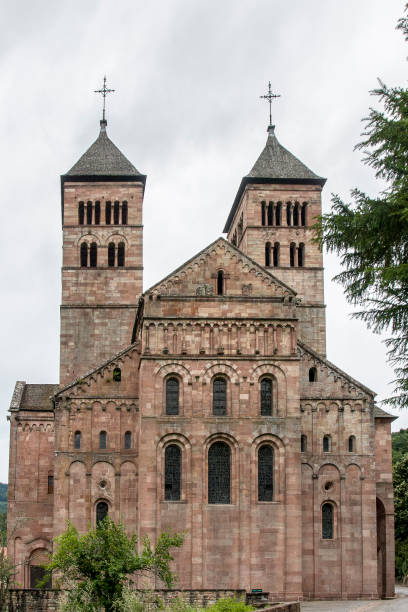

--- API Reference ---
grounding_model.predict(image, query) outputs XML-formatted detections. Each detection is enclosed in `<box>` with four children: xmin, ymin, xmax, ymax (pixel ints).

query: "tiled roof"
<box><xmin>20</xmin><ymin>384</ymin><xmax>58</xmax><ymax>411</ymax></box>
<box><xmin>374</xmin><ymin>405</ymin><xmax>397</xmax><ymax>420</ymax></box>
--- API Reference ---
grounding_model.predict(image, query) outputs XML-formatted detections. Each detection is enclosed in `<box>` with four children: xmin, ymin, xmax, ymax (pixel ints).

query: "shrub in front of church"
<box><xmin>42</xmin><ymin>518</ymin><xmax>184</xmax><ymax>612</ymax></box>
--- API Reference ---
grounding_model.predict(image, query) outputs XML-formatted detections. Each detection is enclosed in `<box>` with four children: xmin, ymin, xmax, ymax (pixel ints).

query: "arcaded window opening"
<box><xmin>286</xmin><ymin>202</ymin><xmax>291</xmax><ymax>226</ymax></box>
<box><xmin>94</xmin><ymin>201</ymin><xmax>101</xmax><ymax>225</ymax></box>
<box><xmin>208</xmin><ymin>441</ymin><xmax>231</xmax><ymax>504</ymax></box>
<box><xmin>118</xmin><ymin>242</ymin><xmax>125</xmax><ymax>267</ymax></box>
<box><xmin>99</xmin><ymin>431</ymin><xmax>107</xmax><ymax>450</ymax></box>
<box><xmin>348</xmin><ymin>435</ymin><xmax>356</xmax><ymax>452</ymax></box>
<box><xmin>105</xmin><ymin>201</ymin><xmax>112</xmax><ymax>225</ymax></box>
<box><xmin>290</xmin><ymin>243</ymin><xmax>296</xmax><ymax>267</ymax></box>
<box><xmin>80</xmin><ymin>243</ymin><xmax>88</xmax><ymax>267</ymax></box>
<box><xmin>301</xmin><ymin>203</ymin><xmax>307</xmax><ymax>226</ymax></box>
<box><xmin>275</xmin><ymin>202</ymin><xmax>281</xmax><ymax>226</ymax></box>
<box><xmin>90</xmin><ymin>242</ymin><xmax>97</xmax><ymax>267</ymax></box>
<box><xmin>301</xmin><ymin>434</ymin><xmax>307</xmax><ymax>452</ymax></box>
<box><xmin>258</xmin><ymin>445</ymin><xmax>274</xmax><ymax>501</ymax></box>
<box><xmin>298</xmin><ymin>243</ymin><xmax>305</xmax><ymax>267</ymax></box>
<box><xmin>124</xmin><ymin>431</ymin><xmax>131</xmax><ymax>449</ymax></box>
<box><xmin>265</xmin><ymin>242</ymin><xmax>271</xmax><ymax>267</ymax></box>
<box><xmin>309</xmin><ymin>367</ymin><xmax>317</xmax><ymax>382</ymax></box>
<box><xmin>322</xmin><ymin>503</ymin><xmax>334</xmax><ymax>539</ymax></box>
<box><xmin>113</xmin><ymin>201</ymin><xmax>120</xmax><ymax>225</ymax></box>
<box><xmin>96</xmin><ymin>501</ymin><xmax>108</xmax><ymax>525</ymax></box>
<box><xmin>260</xmin><ymin>378</ymin><xmax>273</xmax><ymax>416</ymax></box>
<box><xmin>165</xmin><ymin>444</ymin><xmax>181</xmax><ymax>501</ymax></box>
<box><xmin>78</xmin><ymin>201</ymin><xmax>84</xmax><ymax>225</ymax></box>
<box><xmin>166</xmin><ymin>377</ymin><xmax>179</xmax><ymax>415</ymax></box>
<box><xmin>267</xmin><ymin>202</ymin><xmax>273</xmax><ymax>226</ymax></box>
<box><xmin>273</xmin><ymin>242</ymin><xmax>280</xmax><ymax>267</ymax></box>
<box><xmin>74</xmin><ymin>431</ymin><xmax>81</xmax><ymax>450</ymax></box>
<box><xmin>217</xmin><ymin>270</ymin><xmax>224</xmax><ymax>295</ymax></box>
<box><xmin>108</xmin><ymin>242</ymin><xmax>115</xmax><ymax>267</ymax></box>
<box><xmin>122</xmin><ymin>201</ymin><xmax>128</xmax><ymax>225</ymax></box>
<box><xmin>86</xmin><ymin>201</ymin><xmax>92</xmax><ymax>225</ymax></box>
<box><xmin>323</xmin><ymin>435</ymin><xmax>331</xmax><ymax>453</ymax></box>
<box><xmin>113</xmin><ymin>367</ymin><xmax>121</xmax><ymax>382</ymax></box>
<box><xmin>261</xmin><ymin>201</ymin><xmax>266</xmax><ymax>226</ymax></box>
<box><xmin>293</xmin><ymin>203</ymin><xmax>299</xmax><ymax>226</ymax></box>
<box><xmin>213</xmin><ymin>377</ymin><xmax>227</xmax><ymax>416</ymax></box>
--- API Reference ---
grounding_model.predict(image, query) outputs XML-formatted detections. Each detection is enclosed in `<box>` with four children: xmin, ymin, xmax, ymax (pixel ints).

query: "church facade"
<box><xmin>7</xmin><ymin>115</ymin><xmax>395</xmax><ymax>600</ymax></box>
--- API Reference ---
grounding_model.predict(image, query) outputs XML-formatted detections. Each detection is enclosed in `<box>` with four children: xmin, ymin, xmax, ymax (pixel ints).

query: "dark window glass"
<box><xmin>94</xmin><ymin>201</ymin><xmax>101</xmax><ymax>225</ymax></box>
<box><xmin>301</xmin><ymin>434</ymin><xmax>307</xmax><ymax>452</ymax></box>
<box><xmin>298</xmin><ymin>243</ymin><xmax>304</xmax><ymax>267</ymax></box>
<box><xmin>74</xmin><ymin>431</ymin><xmax>81</xmax><ymax>450</ymax></box>
<box><xmin>90</xmin><ymin>242</ymin><xmax>97</xmax><ymax>267</ymax></box>
<box><xmin>105</xmin><ymin>201</ymin><xmax>112</xmax><ymax>225</ymax></box>
<box><xmin>322</xmin><ymin>503</ymin><xmax>333</xmax><ymax>539</ymax></box>
<box><xmin>213</xmin><ymin>378</ymin><xmax>227</xmax><ymax>416</ymax></box>
<box><xmin>78</xmin><ymin>201</ymin><xmax>84</xmax><ymax>225</ymax></box>
<box><xmin>80</xmin><ymin>243</ymin><xmax>88</xmax><ymax>267</ymax></box>
<box><xmin>86</xmin><ymin>201</ymin><xmax>92</xmax><ymax>224</ymax></box>
<box><xmin>108</xmin><ymin>242</ymin><xmax>115</xmax><ymax>267</ymax></box>
<box><xmin>348</xmin><ymin>436</ymin><xmax>355</xmax><ymax>452</ymax></box>
<box><xmin>100</xmin><ymin>431</ymin><xmax>107</xmax><ymax>450</ymax></box>
<box><xmin>47</xmin><ymin>475</ymin><xmax>54</xmax><ymax>494</ymax></box>
<box><xmin>301</xmin><ymin>203</ymin><xmax>307</xmax><ymax>226</ymax></box>
<box><xmin>114</xmin><ymin>201</ymin><xmax>120</xmax><ymax>225</ymax></box>
<box><xmin>293</xmin><ymin>203</ymin><xmax>299</xmax><ymax>226</ymax></box>
<box><xmin>96</xmin><ymin>501</ymin><xmax>108</xmax><ymax>525</ymax></box>
<box><xmin>113</xmin><ymin>367</ymin><xmax>121</xmax><ymax>382</ymax></box>
<box><xmin>122</xmin><ymin>201</ymin><xmax>128</xmax><ymax>224</ymax></box>
<box><xmin>261</xmin><ymin>202</ymin><xmax>266</xmax><ymax>226</ymax></box>
<box><xmin>258</xmin><ymin>445</ymin><xmax>274</xmax><ymax>501</ymax></box>
<box><xmin>165</xmin><ymin>444</ymin><xmax>181</xmax><ymax>501</ymax></box>
<box><xmin>267</xmin><ymin>202</ymin><xmax>273</xmax><ymax>226</ymax></box>
<box><xmin>166</xmin><ymin>378</ymin><xmax>179</xmax><ymax>415</ymax></box>
<box><xmin>273</xmin><ymin>242</ymin><xmax>279</xmax><ymax>267</ymax></box>
<box><xmin>309</xmin><ymin>367</ymin><xmax>317</xmax><ymax>382</ymax></box>
<box><xmin>286</xmin><ymin>203</ymin><xmax>291</xmax><ymax>226</ymax></box>
<box><xmin>265</xmin><ymin>242</ymin><xmax>271</xmax><ymax>267</ymax></box>
<box><xmin>118</xmin><ymin>242</ymin><xmax>125</xmax><ymax>267</ymax></box>
<box><xmin>124</xmin><ymin>431</ymin><xmax>131</xmax><ymax>449</ymax></box>
<box><xmin>30</xmin><ymin>565</ymin><xmax>51</xmax><ymax>589</ymax></box>
<box><xmin>217</xmin><ymin>270</ymin><xmax>224</xmax><ymax>295</ymax></box>
<box><xmin>261</xmin><ymin>378</ymin><xmax>273</xmax><ymax>416</ymax></box>
<box><xmin>290</xmin><ymin>243</ymin><xmax>296</xmax><ymax>267</ymax></box>
<box><xmin>275</xmin><ymin>202</ymin><xmax>281</xmax><ymax>226</ymax></box>
<box><xmin>323</xmin><ymin>435</ymin><xmax>330</xmax><ymax>453</ymax></box>
<box><xmin>208</xmin><ymin>441</ymin><xmax>230</xmax><ymax>504</ymax></box>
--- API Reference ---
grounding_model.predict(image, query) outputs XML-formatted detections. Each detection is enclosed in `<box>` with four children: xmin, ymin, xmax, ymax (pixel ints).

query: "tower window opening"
<box><xmin>348</xmin><ymin>435</ymin><xmax>356</xmax><ymax>453</ymax></box>
<box><xmin>275</xmin><ymin>202</ymin><xmax>281</xmax><ymax>226</ymax></box>
<box><xmin>166</xmin><ymin>377</ymin><xmax>179</xmax><ymax>415</ymax></box>
<box><xmin>258</xmin><ymin>445</ymin><xmax>274</xmax><ymax>501</ymax></box>
<box><xmin>114</xmin><ymin>201</ymin><xmax>120</xmax><ymax>225</ymax></box>
<box><xmin>265</xmin><ymin>242</ymin><xmax>271</xmax><ymax>267</ymax></box>
<box><xmin>99</xmin><ymin>431</ymin><xmax>107</xmax><ymax>450</ymax></box>
<box><xmin>323</xmin><ymin>435</ymin><xmax>331</xmax><ymax>453</ymax></box>
<box><xmin>105</xmin><ymin>201</ymin><xmax>112</xmax><ymax>225</ymax></box>
<box><xmin>94</xmin><ymin>201</ymin><xmax>101</xmax><ymax>225</ymax></box>
<box><xmin>217</xmin><ymin>270</ymin><xmax>224</xmax><ymax>295</ymax></box>
<box><xmin>293</xmin><ymin>203</ymin><xmax>299</xmax><ymax>226</ymax></box>
<box><xmin>122</xmin><ymin>201</ymin><xmax>128</xmax><ymax>225</ymax></box>
<box><xmin>208</xmin><ymin>441</ymin><xmax>230</xmax><ymax>504</ymax></box>
<box><xmin>231</xmin><ymin>231</ymin><xmax>237</xmax><ymax>246</ymax></box>
<box><xmin>86</xmin><ymin>201</ymin><xmax>92</xmax><ymax>225</ymax></box>
<box><xmin>74</xmin><ymin>430</ymin><xmax>81</xmax><ymax>450</ymax></box>
<box><xmin>113</xmin><ymin>367</ymin><xmax>121</xmax><ymax>382</ymax></box>
<box><xmin>78</xmin><ymin>201</ymin><xmax>84</xmax><ymax>225</ymax></box>
<box><xmin>117</xmin><ymin>242</ymin><xmax>125</xmax><ymax>267</ymax></box>
<box><xmin>108</xmin><ymin>242</ymin><xmax>115</xmax><ymax>267</ymax></box>
<box><xmin>47</xmin><ymin>474</ymin><xmax>54</xmax><ymax>495</ymax></box>
<box><xmin>286</xmin><ymin>202</ymin><xmax>291</xmax><ymax>226</ymax></box>
<box><xmin>309</xmin><ymin>367</ymin><xmax>317</xmax><ymax>382</ymax></box>
<box><xmin>90</xmin><ymin>242</ymin><xmax>97</xmax><ymax>267</ymax></box>
<box><xmin>267</xmin><ymin>202</ymin><xmax>273</xmax><ymax>226</ymax></box>
<box><xmin>261</xmin><ymin>202</ymin><xmax>266</xmax><ymax>226</ymax></box>
<box><xmin>298</xmin><ymin>243</ymin><xmax>305</xmax><ymax>267</ymax></box>
<box><xmin>301</xmin><ymin>202</ymin><xmax>307</xmax><ymax>226</ymax></box>
<box><xmin>273</xmin><ymin>242</ymin><xmax>280</xmax><ymax>267</ymax></box>
<box><xmin>322</xmin><ymin>503</ymin><xmax>334</xmax><ymax>539</ymax></box>
<box><xmin>260</xmin><ymin>378</ymin><xmax>273</xmax><ymax>416</ymax></box>
<box><xmin>213</xmin><ymin>377</ymin><xmax>227</xmax><ymax>416</ymax></box>
<box><xmin>301</xmin><ymin>434</ymin><xmax>307</xmax><ymax>452</ymax></box>
<box><xmin>80</xmin><ymin>243</ymin><xmax>88</xmax><ymax>267</ymax></box>
<box><xmin>165</xmin><ymin>444</ymin><xmax>181</xmax><ymax>501</ymax></box>
<box><xmin>238</xmin><ymin>214</ymin><xmax>243</xmax><ymax>241</ymax></box>
<box><xmin>290</xmin><ymin>243</ymin><xmax>296</xmax><ymax>267</ymax></box>
<box><xmin>96</xmin><ymin>501</ymin><xmax>108</xmax><ymax>525</ymax></box>
<box><xmin>124</xmin><ymin>431</ymin><xmax>131</xmax><ymax>449</ymax></box>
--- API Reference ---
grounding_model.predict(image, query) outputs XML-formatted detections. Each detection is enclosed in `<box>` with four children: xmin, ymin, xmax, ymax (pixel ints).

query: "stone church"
<box><xmin>7</xmin><ymin>111</ymin><xmax>396</xmax><ymax>601</ymax></box>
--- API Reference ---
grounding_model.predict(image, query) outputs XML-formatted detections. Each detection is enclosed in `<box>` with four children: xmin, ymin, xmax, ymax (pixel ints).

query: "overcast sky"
<box><xmin>0</xmin><ymin>0</ymin><xmax>406</xmax><ymax>483</ymax></box>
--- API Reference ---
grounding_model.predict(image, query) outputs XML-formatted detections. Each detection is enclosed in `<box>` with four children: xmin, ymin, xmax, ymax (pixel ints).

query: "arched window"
<box><xmin>113</xmin><ymin>201</ymin><xmax>120</xmax><ymax>225</ymax></box>
<box><xmin>105</xmin><ymin>201</ymin><xmax>112</xmax><ymax>225</ymax></box>
<box><xmin>258</xmin><ymin>445</ymin><xmax>274</xmax><ymax>501</ymax></box>
<box><xmin>232</xmin><ymin>231</ymin><xmax>237</xmax><ymax>246</ymax></box>
<box><xmin>301</xmin><ymin>434</ymin><xmax>307</xmax><ymax>452</ymax></box>
<box><xmin>99</xmin><ymin>431</ymin><xmax>107</xmax><ymax>450</ymax></box>
<box><xmin>273</xmin><ymin>242</ymin><xmax>280</xmax><ymax>267</ymax></box>
<box><xmin>165</xmin><ymin>444</ymin><xmax>181</xmax><ymax>501</ymax></box>
<box><xmin>323</xmin><ymin>435</ymin><xmax>331</xmax><ymax>453</ymax></box>
<box><xmin>108</xmin><ymin>242</ymin><xmax>115</xmax><ymax>267</ymax></box>
<box><xmin>298</xmin><ymin>243</ymin><xmax>305</xmax><ymax>267</ymax></box>
<box><xmin>217</xmin><ymin>270</ymin><xmax>224</xmax><ymax>295</ymax></box>
<box><xmin>80</xmin><ymin>243</ymin><xmax>88</xmax><ymax>267</ymax></box>
<box><xmin>260</xmin><ymin>378</ymin><xmax>273</xmax><ymax>416</ymax></box>
<box><xmin>301</xmin><ymin>203</ymin><xmax>307</xmax><ymax>226</ymax></box>
<box><xmin>118</xmin><ymin>242</ymin><xmax>125</xmax><ymax>267</ymax></box>
<box><xmin>166</xmin><ymin>377</ymin><xmax>179</xmax><ymax>415</ymax></box>
<box><xmin>293</xmin><ymin>202</ymin><xmax>299</xmax><ymax>226</ymax></box>
<box><xmin>261</xmin><ymin>201</ymin><xmax>266</xmax><ymax>226</ymax></box>
<box><xmin>94</xmin><ymin>201</ymin><xmax>101</xmax><ymax>225</ymax></box>
<box><xmin>86</xmin><ymin>201</ymin><xmax>92</xmax><ymax>224</ymax></box>
<box><xmin>78</xmin><ymin>201</ymin><xmax>84</xmax><ymax>225</ymax></box>
<box><xmin>290</xmin><ymin>243</ymin><xmax>296</xmax><ymax>267</ymax></box>
<box><xmin>90</xmin><ymin>242</ymin><xmax>97</xmax><ymax>267</ymax></box>
<box><xmin>113</xmin><ymin>367</ymin><xmax>121</xmax><ymax>382</ymax></box>
<box><xmin>213</xmin><ymin>377</ymin><xmax>227</xmax><ymax>416</ymax></box>
<box><xmin>74</xmin><ymin>431</ymin><xmax>81</xmax><ymax>450</ymax></box>
<box><xmin>208</xmin><ymin>441</ymin><xmax>230</xmax><ymax>504</ymax></box>
<box><xmin>267</xmin><ymin>202</ymin><xmax>273</xmax><ymax>226</ymax></box>
<box><xmin>265</xmin><ymin>242</ymin><xmax>271</xmax><ymax>267</ymax></box>
<box><xmin>96</xmin><ymin>501</ymin><xmax>108</xmax><ymax>525</ymax></box>
<box><xmin>275</xmin><ymin>202</ymin><xmax>281</xmax><ymax>226</ymax></box>
<box><xmin>47</xmin><ymin>474</ymin><xmax>54</xmax><ymax>495</ymax></box>
<box><xmin>286</xmin><ymin>202</ymin><xmax>291</xmax><ymax>226</ymax></box>
<box><xmin>124</xmin><ymin>431</ymin><xmax>131</xmax><ymax>449</ymax></box>
<box><xmin>122</xmin><ymin>201</ymin><xmax>128</xmax><ymax>225</ymax></box>
<box><xmin>322</xmin><ymin>503</ymin><xmax>334</xmax><ymax>539</ymax></box>
<box><xmin>348</xmin><ymin>435</ymin><xmax>356</xmax><ymax>452</ymax></box>
<box><xmin>309</xmin><ymin>367</ymin><xmax>317</xmax><ymax>382</ymax></box>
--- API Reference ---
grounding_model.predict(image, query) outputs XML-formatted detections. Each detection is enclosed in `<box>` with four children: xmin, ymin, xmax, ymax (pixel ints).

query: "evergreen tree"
<box><xmin>315</xmin><ymin>5</ymin><xmax>408</xmax><ymax>409</ymax></box>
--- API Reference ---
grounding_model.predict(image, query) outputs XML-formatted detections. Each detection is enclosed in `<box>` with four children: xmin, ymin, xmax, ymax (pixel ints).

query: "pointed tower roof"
<box><xmin>63</xmin><ymin>120</ymin><xmax>145</xmax><ymax>181</ymax></box>
<box><xmin>223</xmin><ymin>125</ymin><xmax>326</xmax><ymax>232</ymax></box>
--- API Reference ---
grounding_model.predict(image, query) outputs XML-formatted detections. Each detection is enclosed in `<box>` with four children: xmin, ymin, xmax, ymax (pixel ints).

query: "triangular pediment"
<box><xmin>146</xmin><ymin>237</ymin><xmax>297</xmax><ymax>300</ymax></box>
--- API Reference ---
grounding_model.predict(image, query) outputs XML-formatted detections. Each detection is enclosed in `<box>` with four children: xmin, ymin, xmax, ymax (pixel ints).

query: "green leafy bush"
<box><xmin>207</xmin><ymin>597</ymin><xmax>254</xmax><ymax>612</ymax></box>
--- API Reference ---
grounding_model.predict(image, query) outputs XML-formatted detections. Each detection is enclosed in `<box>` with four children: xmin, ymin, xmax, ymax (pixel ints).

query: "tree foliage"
<box><xmin>392</xmin><ymin>428</ymin><xmax>408</xmax><ymax>464</ymax></box>
<box><xmin>44</xmin><ymin>518</ymin><xmax>183</xmax><ymax>612</ymax></box>
<box><xmin>393</xmin><ymin>453</ymin><xmax>408</xmax><ymax>580</ymax></box>
<box><xmin>314</xmin><ymin>5</ymin><xmax>408</xmax><ymax>409</ymax></box>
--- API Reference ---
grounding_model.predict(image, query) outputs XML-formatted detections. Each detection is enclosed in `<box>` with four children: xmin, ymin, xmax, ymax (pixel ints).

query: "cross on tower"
<box><xmin>260</xmin><ymin>81</ymin><xmax>281</xmax><ymax>128</ymax></box>
<box><xmin>94</xmin><ymin>76</ymin><xmax>115</xmax><ymax>123</ymax></box>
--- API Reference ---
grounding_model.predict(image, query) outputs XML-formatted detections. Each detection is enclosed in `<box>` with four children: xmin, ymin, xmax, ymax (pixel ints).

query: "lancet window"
<box><xmin>258</xmin><ymin>445</ymin><xmax>274</xmax><ymax>501</ymax></box>
<box><xmin>213</xmin><ymin>377</ymin><xmax>227</xmax><ymax>415</ymax></box>
<box><xmin>96</xmin><ymin>501</ymin><xmax>108</xmax><ymax>524</ymax></box>
<box><xmin>260</xmin><ymin>378</ymin><xmax>273</xmax><ymax>416</ymax></box>
<box><xmin>166</xmin><ymin>377</ymin><xmax>179</xmax><ymax>415</ymax></box>
<box><xmin>322</xmin><ymin>503</ymin><xmax>334</xmax><ymax>539</ymax></box>
<box><xmin>165</xmin><ymin>444</ymin><xmax>181</xmax><ymax>501</ymax></box>
<box><xmin>208</xmin><ymin>441</ymin><xmax>230</xmax><ymax>504</ymax></box>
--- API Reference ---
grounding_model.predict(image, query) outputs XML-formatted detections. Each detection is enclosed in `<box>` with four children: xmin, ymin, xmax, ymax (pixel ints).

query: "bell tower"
<box><xmin>224</xmin><ymin>121</ymin><xmax>326</xmax><ymax>356</ymax></box>
<box><xmin>59</xmin><ymin>117</ymin><xmax>146</xmax><ymax>384</ymax></box>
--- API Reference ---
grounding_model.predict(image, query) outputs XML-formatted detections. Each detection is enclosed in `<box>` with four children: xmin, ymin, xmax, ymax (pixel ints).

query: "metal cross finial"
<box><xmin>260</xmin><ymin>81</ymin><xmax>281</xmax><ymax>127</ymax></box>
<box><xmin>94</xmin><ymin>76</ymin><xmax>115</xmax><ymax>123</ymax></box>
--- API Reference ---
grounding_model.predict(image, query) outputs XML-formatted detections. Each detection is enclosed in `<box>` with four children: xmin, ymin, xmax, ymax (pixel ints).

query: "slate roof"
<box><xmin>223</xmin><ymin>125</ymin><xmax>326</xmax><ymax>233</ymax></box>
<box><xmin>374</xmin><ymin>405</ymin><xmax>397</xmax><ymax>420</ymax></box>
<box><xmin>20</xmin><ymin>384</ymin><xmax>58</xmax><ymax>411</ymax></box>
<box><xmin>65</xmin><ymin>121</ymin><xmax>143</xmax><ymax>178</ymax></box>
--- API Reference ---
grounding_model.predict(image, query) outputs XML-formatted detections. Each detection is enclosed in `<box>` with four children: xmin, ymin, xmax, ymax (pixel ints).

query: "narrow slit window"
<box><xmin>124</xmin><ymin>431</ymin><xmax>131</xmax><ymax>449</ymax></box>
<box><xmin>298</xmin><ymin>243</ymin><xmax>305</xmax><ymax>267</ymax></box>
<box><xmin>90</xmin><ymin>242</ymin><xmax>97</xmax><ymax>267</ymax></box>
<box><xmin>166</xmin><ymin>377</ymin><xmax>179</xmax><ymax>415</ymax></box>
<box><xmin>105</xmin><ymin>201</ymin><xmax>112</xmax><ymax>225</ymax></box>
<box><xmin>99</xmin><ymin>431</ymin><xmax>107</xmax><ymax>450</ymax></box>
<box><xmin>74</xmin><ymin>431</ymin><xmax>81</xmax><ymax>450</ymax></box>
<box><xmin>117</xmin><ymin>242</ymin><xmax>125</xmax><ymax>267</ymax></box>
<box><xmin>96</xmin><ymin>501</ymin><xmax>108</xmax><ymax>525</ymax></box>
<box><xmin>86</xmin><ymin>201</ymin><xmax>92</xmax><ymax>225</ymax></box>
<box><xmin>80</xmin><ymin>243</ymin><xmax>88</xmax><ymax>267</ymax></box>
<box><xmin>78</xmin><ymin>202</ymin><xmax>84</xmax><ymax>225</ymax></box>
<box><xmin>323</xmin><ymin>435</ymin><xmax>331</xmax><ymax>453</ymax></box>
<box><xmin>309</xmin><ymin>367</ymin><xmax>317</xmax><ymax>382</ymax></box>
<box><xmin>122</xmin><ymin>201</ymin><xmax>128</xmax><ymax>225</ymax></box>
<box><xmin>275</xmin><ymin>202</ymin><xmax>281</xmax><ymax>226</ymax></box>
<box><xmin>273</xmin><ymin>242</ymin><xmax>280</xmax><ymax>267</ymax></box>
<box><xmin>208</xmin><ymin>441</ymin><xmax>230</xmax><ymax>504</ymax></box>
<box><xmin>267</xmin><ymin>202</ymin><xmax>273</xmax><ymax>226</ymax></box>
<box><xmin>113</xmin><ymin>201</ymin><xmax>120</xmax><ymax>225</ymax></box>
<box><xmin>217</xmin><ymin>270</ymin><xmax>224</xmax><ymax>295</ymax></box>
<box><xmin>261</xmin><ymin>202</ymin><xmax>266</xmax><ymax>226</ymax></box>
<box><xmin>94</xmin><ymin>201</ymin><xmax>101</xmax><ymax>225</ymax></box>
<box><xmin>348</xmin><ymin>435</ymin><xmax>356</xmax><ymax>453</ymax></box>
<box><xmin>290</xmin><ymin>243</ymin><xmax>296</xmax><ymax>267</ymax></box>
<box><xmin>301</xmin><ymin>203</ymin><xmax>307</xmax><ymax>226</ymax></box>
<box><xmin>258</xmin><ymin>445</ymin><xmax>274</xmax><ymax>501</ymax></box>
<box><xmin>47</xmin><ymin>474</ymin><xmax>54</xmax><ymax>495</ymax></box>
<box><xmin>322</xmin><ymin>503</ymin><xmax>334</xmax><ymax>539</ymax></box>
<box><xmin>213</xmin><ymin>377</ymin><xmax>227</xmax><ymax>415</ymax></box>
<box><xmin>165</xmin><ymin>444</ymin><xmax>181</xmax><ymax>501</ymax></box>
<box><xmin>265</xmin><ymin>242</ymin><xmax>271</xmax><ymax>267</ymax></box>
<box><xmin>260</xmin><ymin>378</ymin><xmax>273</xmax><ymax>416</ymax></box>
<box><xmin>301</xmin><ymin>434</ymin><xmax>307</xmax><ymax>452</ymax></box>
<box><xmin>108</xmin><ymin>242</ymin><xmax>115</xmax><ymax>267</ymax></box>
<box><xmin>113</xmin><ymin>367</ymin><xmax>121</xmax><ymax>382</ymax></box>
